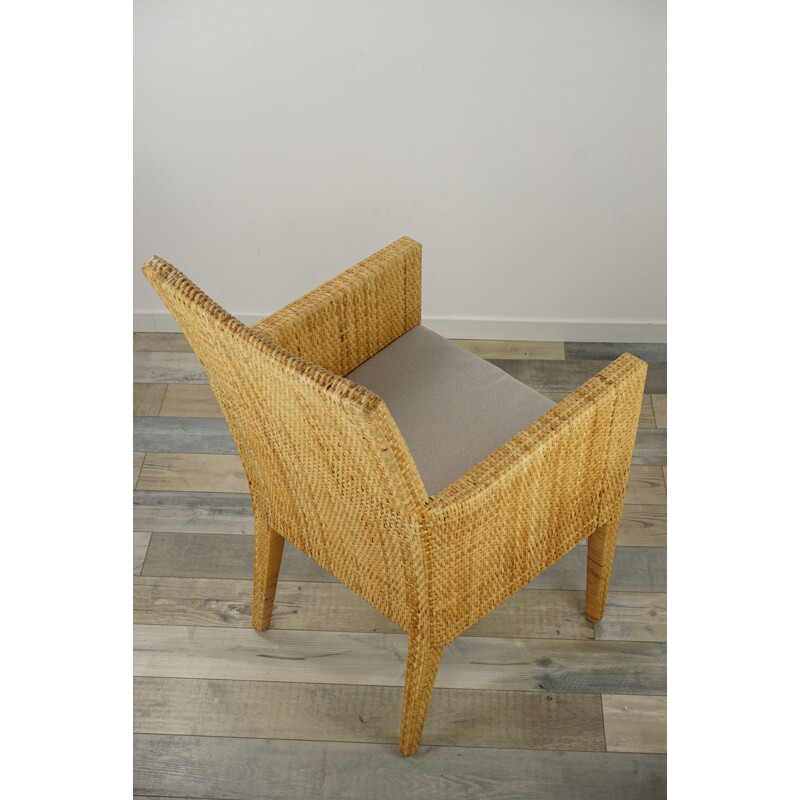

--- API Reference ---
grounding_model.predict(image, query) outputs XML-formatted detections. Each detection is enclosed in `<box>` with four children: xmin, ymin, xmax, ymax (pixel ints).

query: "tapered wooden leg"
<box><xmin>398</xmin><ymin>633</ymin><xmax>443</xmax><ymax>756</ymax></box>
<box><xmin>586</xmin><ymin>516</ymin><xmax>622</xmax><ymax>623</ymax></box>
<box><xmin>252</xmin><ymin>523</ymin><xmax>285</xmax><ymax>631</ymax></box>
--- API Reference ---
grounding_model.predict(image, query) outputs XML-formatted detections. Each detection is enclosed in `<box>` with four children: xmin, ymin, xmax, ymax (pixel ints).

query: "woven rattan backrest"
<box><xmin>142</xmin><ymin>258</ymin><xmax>429</xmax><ymax>630</ymax></box>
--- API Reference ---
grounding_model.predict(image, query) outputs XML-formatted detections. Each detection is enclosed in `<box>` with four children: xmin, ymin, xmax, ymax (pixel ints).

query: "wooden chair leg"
<box><xmin>585</xmin><ymin>516</ymin><xmax>621</xmax><ymax>623</ymax></box>
<box><xmin>398</xmin><ymin>633</ymin><xmax>443</xmax><ymax>756</ymax></box>
<box><xmin>252</xmin><ymin>523</ymin><xmax>285</xmax><ymax>631</ymax></box>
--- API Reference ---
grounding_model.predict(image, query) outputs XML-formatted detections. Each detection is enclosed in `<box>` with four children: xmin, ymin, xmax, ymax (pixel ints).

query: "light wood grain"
<box><xmin>134</xmin><ymin>417</ymin><xmax>237</xmax><ymax>454</ymax></box>
<box><xmin>632</xmin><ymin>430</ymin><xmax>666</xmax><ymax>465</ymax></box>
<box><xmin>526</xmin><ymin>545</ymin><xmax>666</xmax><ymax>592</ymax></box>
<box><xmin>135</xmin><ymin>453</ymin><xmax>248</xmax><ymax>493</ymax></box>
<box><xmin>530</xmin><ymin>546</ymin><xmax>666</xmax><ymax>592</ymax></box>
<box><xmin>133</xmin><ymin>383</ymin><xmax>166</xmax><ymax>416</ymax></box>
<box><xmin>625</xmin><ymin>466</ymin><xmax>666</xmax><ymax>505</ymax></box>
<box><xmin>133</xmin><ymin>351</ymin><xmax>208</xmax><ymax>383</ymax></box>
<box><xmin>133</xmin><ymin>532</ymin><xmax>151</xmax><ymax>577</ymax></box>
<box><xmin>617</xmin><ymin>504</ymin><xmax>666</xmax><ymax>547</ymax></box>
<box><xmin>602</xmin><ymin>694</ymin><xmax>667</xmax><ymax>754</ymax></box>
<box><xmin>134</xmin><ymin>624</ymin><xmax>666</xmax><ymax>694</ymax></box>
<box><xmin>159</xmin><ymin>383</ymin><xmax>224</xmax><ymax>418</ymax></box>
<box><xmin>134</xmin><ymin>576</ymin><xmax>665</xmax><ymax>643</ymax></box>
<box><xmin>135</xmin><ymin>576</ymin><xmax>359</xmax><ymax>627</ymax></box>
<box><xmin>651</xmin><ymin>394</ymin><xmax>666</xmax><ymax>429</ymax></box>
<box><xmin>452</xmin><ymin>339</ymin><xmax>565</xmax><ymax>360</ymax></box>
<box><xmin>134</xmin><ymin>576</ymin><xmax>599</xmax><ymax>640</ymax></box>
<box><xmin>133</xmin><ymin>491</ymin><xmax>254</xmax><ymax>534</ymax></box>
<box><xmin>134</xmin><ymin>331</ymin><xmax>192</xmax><ymax>352</ymax></box>
<box><xmin>133</xmin><ymin>452</ymin><xmax>145</xmax><ymax>489</ymax></box>
<box><xmin>458</xmin><ymin>588</ymin><xmax>596</xmax><ymax>639</ymax></box>
<box><xmin>140</xmin><ymin>534</ymin><xmax>329</xmax><ymax>582</ymax></box>
<box><xmin>134</xmin><ymin>677</ymin><xmax>605</xmax><ymax>750</ymax></box>
<box><xmin>638</xmin><ymin>395</ymin><xmax>656</xmax><ymax>429</ymax></box>
<box><xmin>140</xmin><ymin>533</ymin><xmax>666</xmax><ymax>592</ymax></box>
<box><xmin>593</xmin><ymin>592</ymin><xmax>666</xmax><ymax>642</ymax></box>
<box><xmin>564</xmin><ymin>342</ymin><xmax>667</xmax><ymax>363</ymax></box>
<box><xmin>134</xmin><ymin>734</ymin><xmax>667</xmax><ymax>800</ymax></box>
<box><xmin>489</xmin><ymin>358</ymin><xmax>667</xmax><ymax>394</ymax></box>
<box><xmin>662</xmin><ymin>466</ymin><xmax>667</xmax><ymax>491</ymax></box>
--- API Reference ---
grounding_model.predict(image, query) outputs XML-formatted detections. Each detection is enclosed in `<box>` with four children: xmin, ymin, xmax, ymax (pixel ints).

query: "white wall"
<box><xmin>134</xmin><ymin>0</ymin><xmax>665</xmax><ymax>341</ymax></box>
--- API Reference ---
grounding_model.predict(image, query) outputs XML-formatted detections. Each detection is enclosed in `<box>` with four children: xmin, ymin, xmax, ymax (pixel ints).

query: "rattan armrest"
<box><xmin>421</xmin><ymin>353</ymin><xmax>647</xmax><ymax>642</ymax></box>
<box><xmin>250</xmin><ymin>236</ymin><xmax>422</xmax><ymax>375</ymax></box>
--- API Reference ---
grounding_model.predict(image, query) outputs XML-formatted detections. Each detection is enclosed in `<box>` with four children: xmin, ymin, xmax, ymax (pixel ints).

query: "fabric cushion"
<box><xmin>346</xmin><ymin>325</ymin><xmax>556</xmax><ymax>496</ymax></box>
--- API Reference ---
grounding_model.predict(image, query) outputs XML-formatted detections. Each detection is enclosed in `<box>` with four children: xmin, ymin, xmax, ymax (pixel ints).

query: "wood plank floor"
<box><xmin>133</xmin><ymin>331</ymin><xmax>667</xmax><ymax>799</ymax></box>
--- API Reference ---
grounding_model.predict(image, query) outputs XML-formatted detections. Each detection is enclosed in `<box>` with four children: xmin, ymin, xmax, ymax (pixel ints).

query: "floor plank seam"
<box><xmin>131</xmin><ymin>732</ymin><xmax>620</xmax><ymax>754</ymax></box>
<box><xmin>132</xmin><ymin>621</ymin><xmax>663</xmax><ymax>641</ymax></box>
<box><xmin>133</xmin><ymin>726</ymin><xmax>645</xmax><ymax>754</ymax></box>
<box><xmin>132</xmin><ymin>732</ymin><xmax>668</xmax><ymax>756</ymax></box>
<box><xmin>140</xmin><ymin>533</ymin><xmax>153</xmax><ymax>575</ymax></box>
<box><xmin>132</xmin><ymin>618</ymin><xmax>661</xmax><ymax>644</ymax></box>
<box><xmin>132</xmin><ymin>673</ymin><xmax>667</xmax><ymax>697</ymax></box>
<box><xmin>601</xmin><ymin>692</ymin><xmax>610</xmax><ymax>753</ymax></box>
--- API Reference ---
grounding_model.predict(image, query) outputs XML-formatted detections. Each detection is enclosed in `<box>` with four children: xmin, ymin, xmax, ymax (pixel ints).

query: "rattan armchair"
<box><xmin>142</xmin><ymin>236</ymin><xmax>646</xmax><ymax>756</ymax></box>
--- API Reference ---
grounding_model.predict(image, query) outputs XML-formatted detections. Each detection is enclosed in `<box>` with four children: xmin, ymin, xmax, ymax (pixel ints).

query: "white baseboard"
<box><xmin>134</xmin><ymin>311</ymin><xmax>266</xmax><ymax>333</ymax></box>
<box><xmin>133</xmin><ymin>310</ymin><xmax>666</xmax><ymax>343</ymax></box>
<box><xmin>422</xmin><ymin>317</ymin><xmax>667</xmax><ymax>343</ymax></box>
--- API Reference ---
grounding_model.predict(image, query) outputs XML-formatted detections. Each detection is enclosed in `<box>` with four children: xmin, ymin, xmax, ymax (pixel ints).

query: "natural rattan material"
<box><xmin>142</xmin><ymin>236</ymin><xmax>647</xmax><ymax>756</ymax></box>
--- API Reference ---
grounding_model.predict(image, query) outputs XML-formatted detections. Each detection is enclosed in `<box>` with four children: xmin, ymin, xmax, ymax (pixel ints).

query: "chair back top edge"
<box><xmin>141</xmin><ymin>255</ymin><xmax>382</xmax><ymax>412</ymax></box>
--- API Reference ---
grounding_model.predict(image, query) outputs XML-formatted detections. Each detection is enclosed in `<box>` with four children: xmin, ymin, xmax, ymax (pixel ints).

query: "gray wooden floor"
<box><xmin>133</xmin><ymin>333</ymin><xmax>667</xmax><ymax>800</ymax></box>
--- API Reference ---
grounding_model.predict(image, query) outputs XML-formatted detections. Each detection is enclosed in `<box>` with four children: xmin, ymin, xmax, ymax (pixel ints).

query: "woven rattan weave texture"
<box><xmin>142</xmin><ymin>236</ymin><xmax>646</xmax><ymax>756</ymax></box>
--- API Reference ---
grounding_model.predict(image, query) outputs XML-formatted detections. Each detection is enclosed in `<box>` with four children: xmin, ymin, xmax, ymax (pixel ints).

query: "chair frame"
<box><xmin>142</xmin><ymin>236</ymin><xmax>646</xmax><ymax>756</ymax></box>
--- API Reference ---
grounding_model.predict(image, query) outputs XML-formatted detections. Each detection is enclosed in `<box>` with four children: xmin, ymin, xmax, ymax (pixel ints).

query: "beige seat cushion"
<box><xmin>346</xmin><ymin>326</ymin><xmax>555</xmax><ymax>496</ymax></box>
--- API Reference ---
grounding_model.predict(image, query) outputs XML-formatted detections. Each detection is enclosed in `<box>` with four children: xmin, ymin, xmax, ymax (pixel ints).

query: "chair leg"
<box><xmin>585</xmin><ymin>517</ymin><xmax>621</xmax><ymax>623</ymax></box>
<box><xmin>252</xmin><ymin>523</ymin><xmax>285</xmax><ymax>631</ymax></box>
<box><xmin>398</xmin><ymin>633</ymin><xmax>443</xmax><ymax>756</ymax></box>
